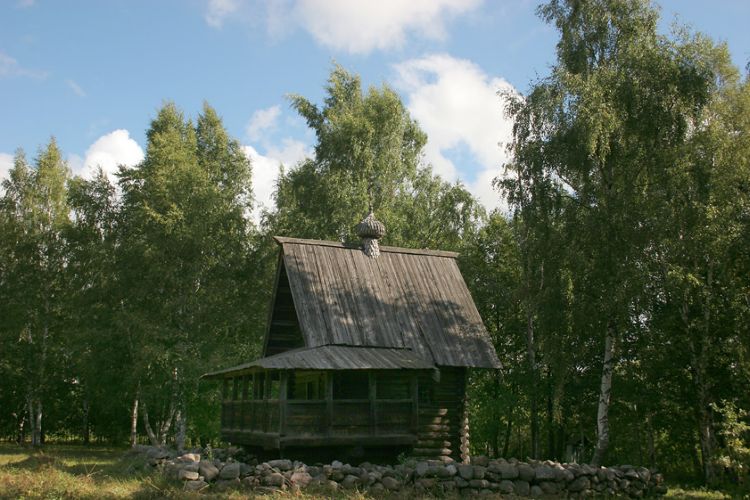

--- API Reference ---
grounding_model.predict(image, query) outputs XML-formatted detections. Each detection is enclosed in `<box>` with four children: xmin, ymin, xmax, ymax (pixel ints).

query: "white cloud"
<box><xmin>66</xmin><ymin>79</ymin><xmax>86</xmax><ymax>97</ymax></box>
<box><xmin>0</xmin><ymin>50</ymin><xmax>47</xmax><ymax>79</ymax></box>
<box><xmin>17</xmin><ymin>0</ymin><xmax>35</xmax><ymax>8</ymax></box>
<box><xmin>394</xmin><ymin>54</ymin><xmax>516</xmax><ymax>212</ymax></box>
<box><xmin>76</xmin><ymin>130</ymin><xmax>144</xmax><ymax>179</ymax></box>
<box><xmin>293</xmin><ymin>0</ymin><xmax>482</xmax><ymax>54</ymax></box>
<box><xmin>243</xmin><ymin>138</ymin><xmax>309</xmax><ymax>222</ymax></box>
<box><xmin>204</xmin><ymin>0</ymin><xmax>481</xmax><ymax>54</ymax></box>
<box><xmin>245</xmin><ymin>105</ymin><xmax>281</xmax><ymax>141</ymax></box>
<box><xmin>205</xmin><ymin>0</ymin><xmax>240</xmax><ymax>27</ymax></box>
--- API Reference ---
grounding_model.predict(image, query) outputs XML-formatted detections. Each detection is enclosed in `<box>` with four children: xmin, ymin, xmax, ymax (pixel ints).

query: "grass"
<box><xmin>0</xmin><ymin>443</ymin><xmax>408</xmax><ymax>499</ymax></box>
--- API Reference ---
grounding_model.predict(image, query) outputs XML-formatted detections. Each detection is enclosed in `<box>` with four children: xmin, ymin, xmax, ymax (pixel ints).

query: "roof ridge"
<box><xmin>273</xmin><ymin>236</ymin><xmax>460</xmax><ymax>258</ymax></box>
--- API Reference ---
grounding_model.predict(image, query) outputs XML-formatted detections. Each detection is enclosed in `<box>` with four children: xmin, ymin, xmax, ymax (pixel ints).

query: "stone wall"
<box><xmin>134</xmin><ymin>445</ymin><xmax>667</xmax><ymax>497</ymax></box>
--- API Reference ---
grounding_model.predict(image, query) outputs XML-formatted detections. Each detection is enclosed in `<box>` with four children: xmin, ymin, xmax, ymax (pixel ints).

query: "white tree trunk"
<box><xmin>141</xmin><ymin>402</ymin><xmax>159</xmax><ymax>446</ymax></box>
<box><xmin>592</xmin><ymin>324</ymin><xmax>615</xmax><ymax>466</ymax></box>
<box><xmin>130</xmin><ymin>395</ymin><xmax>139</xmax><ymax>448</ymax></box>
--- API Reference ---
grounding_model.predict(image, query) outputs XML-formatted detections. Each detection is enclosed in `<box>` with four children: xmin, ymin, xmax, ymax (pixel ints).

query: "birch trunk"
<box><xmin>33</xmin><ymin>400</ymin><xmax>43</xmax><ymax>448</ymax></box>
<box><xmin>591</xmin><ymin>323</ymin><xmax>615</xmax><ymax>466</ymax></box>
<box><xmin>141</xmin><ymin>402</ymin><xmax>159</xmax><ymax>446</ymax></box>
<box><xmin>130</xmin><ymin>394</ymin><xmax>139</xmax><ymax>448</ymax></box>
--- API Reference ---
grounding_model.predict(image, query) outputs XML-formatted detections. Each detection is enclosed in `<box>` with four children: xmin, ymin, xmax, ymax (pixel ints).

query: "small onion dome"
<box><xmin>356</xmin><ymin>212</ymin><xmax>385</xmax><ymax>258</ymax></box>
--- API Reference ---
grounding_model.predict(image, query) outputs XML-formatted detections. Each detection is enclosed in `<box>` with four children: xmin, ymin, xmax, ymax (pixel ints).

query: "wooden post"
<box><xmin>410</xmin><ymin>373</ymin><xmax>419</xmax><ymax>434</ymax></box>
<box><xmin>326</xmin><ymin>372</ymin><xmax>333</xmax><ymax>437</ymax></box>
<box><xmin>369</xmin><ymin>371</ymin><xmax>377</xmax><ymax>435</ymax></box>
<box><xmin>279</xmin><ymin>371</ymin><xmax>288</xmax><ymax>436</ymax></box>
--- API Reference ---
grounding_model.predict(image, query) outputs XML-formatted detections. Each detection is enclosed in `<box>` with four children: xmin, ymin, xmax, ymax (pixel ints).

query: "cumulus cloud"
<box><xmin>204</xmin><ymin>0</ymin><xmax>481</xmax><ymax>54</ymax></box>
<box><xmin>243</xmin><ymin>138</ymin><xmax>309</xmax><ymax>222</ymax></box>
<box><xmin>246</xmin><ymin>105</ymin><xmax>281</xmax><ymax>141</ymax></box>
<box><xmin>76</xmin><ymin>129</ymin><xmax>144</xmax><ymax>179</ymax></box>
<box><xmin>205</xmin><ymin>0</ymin><xmax>240</xmax><ymax>27</ymax></box>
<box><xmin>66</xmin><ymin>79</ymin><xmax>86</xmax><ymax>97</ymax></box>
<box><xmin>293</xmin><ymin>0</ymin><xmax>482</xmax><ymax>54</ymax></box>
<box><xmin>0</xmin><ymin>50</ymin><xmax>47</xmax><ymax>79</ymax></box>
<box><xmin>394</xmin><ymin>54</ymin><xmax>516</xmax><ymax>211</ymax></box>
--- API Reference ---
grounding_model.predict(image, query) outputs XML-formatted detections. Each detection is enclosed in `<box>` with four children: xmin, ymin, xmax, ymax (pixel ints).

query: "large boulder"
<box><xmin>219</xmin><ymin>462</ymin><xmax>240</xmax><ymax>480</ymax></box>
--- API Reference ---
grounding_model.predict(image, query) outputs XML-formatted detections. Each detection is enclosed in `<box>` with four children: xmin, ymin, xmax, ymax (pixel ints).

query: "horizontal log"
<box><xmin>281</xmin><ymin>434</ymin><xmax>416</xmax><ymax>448</ymax></box>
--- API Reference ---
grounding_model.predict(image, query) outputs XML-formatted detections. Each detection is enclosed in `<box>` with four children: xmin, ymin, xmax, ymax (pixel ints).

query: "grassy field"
<box><xmin>0</xmin><ymin>443</ymin><xmax>379</xmax><ymax>499</ymax></box>
<box><xmin>0</xmin><ymin>443</ymin><xmax>742</xmax><ymax>499</ymax></box>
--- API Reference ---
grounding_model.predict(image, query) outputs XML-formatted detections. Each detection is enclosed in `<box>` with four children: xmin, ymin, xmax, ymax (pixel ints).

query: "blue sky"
<box><xmin>1</xmin><ymin>0</ymin><xmax>748</xmax><ymax>215</ymax></box>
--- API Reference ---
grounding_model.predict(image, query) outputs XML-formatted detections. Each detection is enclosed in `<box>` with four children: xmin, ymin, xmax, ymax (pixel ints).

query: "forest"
<box><xmin>1</xmin><ymin>0</ymin><xmax>748</xmax><ymax>489</ymax></box>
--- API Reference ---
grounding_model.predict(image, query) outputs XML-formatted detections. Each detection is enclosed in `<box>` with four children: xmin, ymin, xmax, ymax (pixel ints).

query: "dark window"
<box><xmin>232</xmin><ymin>377</ymin><xmax>240</xmax><ymax>400</ymax></box>
<box><xmin>289</xmin><ymin>371</ymin><xmax>325</xmax><ymax>400</ymax></box>
<box><xmin>376</xmin><ymin>372</ymin><xmax>410</xmax><ymax>399</ymax></box>
<box><xmin>333</xmin><ymin>371</ymin><xmax>368</xmax><ymax>399</ymax></box>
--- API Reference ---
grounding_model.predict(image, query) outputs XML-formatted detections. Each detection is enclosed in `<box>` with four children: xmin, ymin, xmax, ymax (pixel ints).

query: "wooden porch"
<box><xmin>219</xmin><ymin>368</ymin><xmax>419</xmax><ymax>450</ymax></box>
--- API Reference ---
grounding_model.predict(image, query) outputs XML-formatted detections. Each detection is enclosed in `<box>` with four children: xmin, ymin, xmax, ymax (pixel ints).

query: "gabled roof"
<box><xmin>269</xmin><ymin>236</ymin><xmax>501</xmax><ymax>369</ymax></box>
<box><xmin>203</xmin><ymin>345</ymin><xmax>434</xmax><ymax>378</ymax></box>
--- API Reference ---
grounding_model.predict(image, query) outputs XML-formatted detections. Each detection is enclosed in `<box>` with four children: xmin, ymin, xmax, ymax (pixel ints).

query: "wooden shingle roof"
<box><xmin>271</xmin><ymin>236</ymin><xmax>501</xmax><ymax>369</ymax></box>
<box><xmin>203</xmin><ymin>345</ymin><xmax>434</xmax><ymax>377</ymax></box>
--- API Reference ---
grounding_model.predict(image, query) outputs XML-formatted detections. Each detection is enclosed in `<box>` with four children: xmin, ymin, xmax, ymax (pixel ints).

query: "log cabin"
<box><xmin>203</xmin><ymin>213</ymin><xmax>501</xmax><ymax>462</ymax></box>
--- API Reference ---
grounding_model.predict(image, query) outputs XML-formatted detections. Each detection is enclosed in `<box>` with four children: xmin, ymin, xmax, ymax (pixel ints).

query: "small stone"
<box><xmin>416</xmin><ymin>478</ymin><xmax>437</xmax><ymax>489</ymax></box>
<box><xmin>341</xmin><ymin>474</ymin><xmax>360</xmax><ymax>489</ymax></box>
<box><xmin>469</xmin><ymin>479</ymin><xmax>490</xmax><ymax>489</ymax></box>
<box><xmin>290</xmin><ymin>471</ymin><xmax>312</xmax><ymax>487</ymax></box>
<box><xmin>268</xmin><ymin>459</ymin><xmax>293</xmax><ymax>471</ymax></box>
<box><xmin>262</xmin><ymin>472</ymin><xmax>285</xmax><ymax>487</ymax></box>
<box><xmin>370</xmin><ymin>482</ymin><xmax>385</xmax><ymax>491</ymax></box>
<box><xmin>382</xmin><ymin>476</ymin><xmax>401</xmax><ymax>490</ymax></box>
<box><xmin>178</xmin><ymin>469</ymin><xmax>199</xmax><ymax>481</ymax></box>
<box><xmin>539</xmin><ymin>480</ymin><xmax>559</xmax><ymax>494</ymax></box>
<box><xmin>219</xmin><ymin>462</ymin><xmax>240</xmax><ymax>480</ymax></box>
<box><xmin>569</xmin><ymin>476</ymin><xmax>591</xmax><ymax>492</ymax></box>
<box><xmin>457</xmin><ymin>464</ymin><xmax>474</xmax><ymax>480</ymax></box>
<box><xmin>471</xmin><ymin>455</ymin><xmax>490</xmax><ymax>467</ymax></box>
<box><xmin>240</xmin><ymin>462</ymin><xmax>253</xmax><ymax>477</ymax></box>
<box><xmin>416</xmin><ymin>461</ymin><xmax>430</xmax><ymax>477</ymax></box>
<box><xmin>513</xmin><ymin>480</ymin><xmax>530</xmax><ymax>496</ymax></box>
<box><xmin>530</xmin><ymin>485</ymin><xmax>544</xmax><ymax>498</ymax></box>
<box><xmin>518</xmin><ymin>464</ymin><xmax>536</xmax><ymax>482</ymax></box>
<box><xmin>555</xmin><ymin>467</ymin><xmax>574</xmax><ymax>482</ymax></box>
<box><xmin>177</xmin><ymin>453</ymin><xmax>200</xmax><ymax>463</ymax></box>
<box><xmin>498</xmin><ymin>463</ymin><xmax>519</xmax><ymax>479</ymax></box>
<box><xmin>331</xmin><ymin>460</ymin><xmax>343</xmax><ymax>468</ymax></box>
<box><xmin>535</xmin><ymin>465</ymin><xmax>556</xmax><ymax>481</ymax></box>
<box><xmin>498</xmin><ymin>480</ymin><xmax>514</xmax><ymax>494</ymax></box>
<box><xmin>455</xmin><ymin>476</ymin><xmax>469</xmax><ymax>488</ymax></box>
<box><xmin>184</xmin><ymin>479</ymin><xmax>208</xmax><ymax>491</ymax></box>
<box><xmin>440</xmin><ymin>464</ymin><xmax>457</xmax><ymax>477</ymax></box>
<box><xmin>473</xmin><ymin>465</ymin><xmax>487</xmax><ymax>479</ymax></box>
